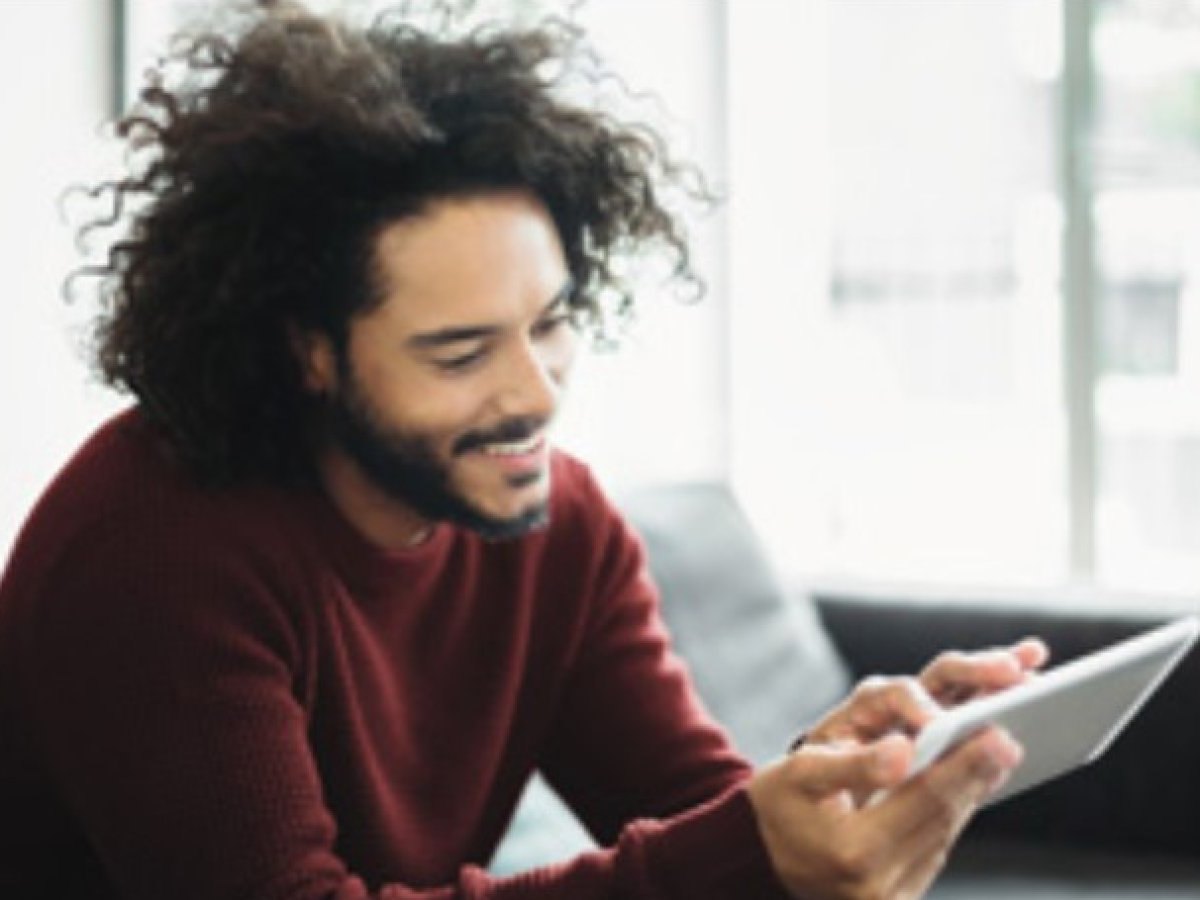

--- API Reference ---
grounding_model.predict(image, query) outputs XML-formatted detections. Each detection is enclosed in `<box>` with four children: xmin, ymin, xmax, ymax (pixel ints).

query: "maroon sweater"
<box><xmin>0</xmin><ymin>410</ymin><xmax>787</xmax><ymax>900</ymax></box>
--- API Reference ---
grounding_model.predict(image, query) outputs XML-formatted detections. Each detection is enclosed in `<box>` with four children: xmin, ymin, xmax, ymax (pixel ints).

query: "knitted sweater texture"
<box><xmin>0</xmin><ymin>409</ymin><xmax>786</xmax><ymax>900</ymax></box>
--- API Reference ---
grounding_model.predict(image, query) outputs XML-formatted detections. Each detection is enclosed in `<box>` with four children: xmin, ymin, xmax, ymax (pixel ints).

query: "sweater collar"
<box><xmin>302</xmin><ymin>487</ymin><xmax>458</xmax><ymax>593</ymax></box>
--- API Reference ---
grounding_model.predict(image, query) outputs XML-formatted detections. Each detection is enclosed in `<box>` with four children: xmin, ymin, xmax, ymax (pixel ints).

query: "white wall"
<box><xmin>0</xmin><ymin>1</ymin><xmax>730</xmax><ymax>559</ymax></box>
<box><xmin>0</xmin><ymin>0</ymin><xmax>125</xmax><ymax>559</ymax></box>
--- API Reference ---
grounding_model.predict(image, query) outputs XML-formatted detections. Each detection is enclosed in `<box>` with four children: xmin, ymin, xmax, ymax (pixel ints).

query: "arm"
<box><xmin>534</xmin><ymin>492</ymin><xmax>763</xmax><ymax>840</ymax></box>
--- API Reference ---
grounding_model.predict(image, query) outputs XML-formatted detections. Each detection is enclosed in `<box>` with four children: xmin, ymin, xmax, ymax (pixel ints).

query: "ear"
<box><xmin>287</xmin><ymin>323</ymin><xmax>338</xmax><ymax>396</ymax></box>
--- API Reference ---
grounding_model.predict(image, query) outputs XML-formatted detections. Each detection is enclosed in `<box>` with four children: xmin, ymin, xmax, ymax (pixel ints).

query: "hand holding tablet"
<box><xmin>900</xmin><ymin>615</ymin><xmax>1199</xmax><ymax>806</ymax></box>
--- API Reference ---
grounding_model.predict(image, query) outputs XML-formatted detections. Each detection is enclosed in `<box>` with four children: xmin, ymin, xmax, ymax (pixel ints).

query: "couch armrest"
<box><xmin>813</xmin><ymin>592</ymin><xmax>1200</xmax><ymax>858</ymax></box>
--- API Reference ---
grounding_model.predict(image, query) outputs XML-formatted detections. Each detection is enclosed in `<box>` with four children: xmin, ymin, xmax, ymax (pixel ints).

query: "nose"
<box><xmin>494</xmin><ymin>337</ymin><xmax>564</xmax><ymax>423</ymax></box>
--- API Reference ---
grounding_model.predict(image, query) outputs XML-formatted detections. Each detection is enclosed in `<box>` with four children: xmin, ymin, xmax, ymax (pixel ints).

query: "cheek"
<box><xmin>408</xmin><ymin>385</ymin><xmax>490</xmax><ymax>452</ymax></box>
<box><xmin>356</xmin><ymin>357</ymin><xmax>483</xmax><ymax>445</ymax></box>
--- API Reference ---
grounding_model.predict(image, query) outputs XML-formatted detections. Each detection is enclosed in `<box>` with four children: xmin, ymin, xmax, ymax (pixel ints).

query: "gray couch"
<box><xmin>491</xmin><ymin>482</ymin><xmax>1200</xmax><ymax>898</ymax></box>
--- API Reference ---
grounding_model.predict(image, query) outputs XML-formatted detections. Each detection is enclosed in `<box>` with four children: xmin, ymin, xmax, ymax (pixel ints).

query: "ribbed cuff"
<box><xmin>636</xmin><ymin>784</ymin><xmax>790</xmax><ymax>899</ymax></box>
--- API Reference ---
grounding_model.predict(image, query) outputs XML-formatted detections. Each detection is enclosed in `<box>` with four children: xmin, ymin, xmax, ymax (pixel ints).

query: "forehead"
<box><xmin>366</xmin><ymin>191</ymin><xmax>569</xmax><ymax>331</ymax></box>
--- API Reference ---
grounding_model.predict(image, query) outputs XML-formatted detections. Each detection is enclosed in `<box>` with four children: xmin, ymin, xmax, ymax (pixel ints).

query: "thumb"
<box><xmin>790</xmin><ymin>733</ymin><xmax>913</xmax><ymax>799</ymax></box>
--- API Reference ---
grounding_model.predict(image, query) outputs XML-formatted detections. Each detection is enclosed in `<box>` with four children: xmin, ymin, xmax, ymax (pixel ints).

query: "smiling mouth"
<box><xmin>467</xmin><ymin>434</ymin><xmax>548</xmax><ymax>484</ymax></box>
<box><xmin>478</xmin><ymin>434</ymin><xmax>544</xmax><ymax>457</ymax></box>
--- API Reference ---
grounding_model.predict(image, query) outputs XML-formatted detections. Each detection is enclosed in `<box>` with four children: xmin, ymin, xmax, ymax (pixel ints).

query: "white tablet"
<box><xmin>906</xmin><ymin>615</ymin><xmax>1199</xmax><ymax>806</ymax></box>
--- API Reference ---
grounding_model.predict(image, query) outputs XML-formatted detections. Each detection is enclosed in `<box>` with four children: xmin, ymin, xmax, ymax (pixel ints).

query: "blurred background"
<box><xmin>2</xmin><ymin>0</ymin><xmax>1198</xmax><ymax>606</ymax></box>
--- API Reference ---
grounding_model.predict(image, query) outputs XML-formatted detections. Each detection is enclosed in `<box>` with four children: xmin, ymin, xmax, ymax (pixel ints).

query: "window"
<box><xmin>1089</xmin><ymin>0</ymin><xmax>1200</xmax><ymax>590</ymax></box>
<box><xmin>729</xmin><ymin>0</ymin><xmax>1200</xmax><ymax>598</ymax></box>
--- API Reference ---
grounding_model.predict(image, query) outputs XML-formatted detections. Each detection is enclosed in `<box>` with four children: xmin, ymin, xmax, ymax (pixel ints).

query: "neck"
<box><xmin>316</xmin><ymin>448</ymin><xmax>434</xmax><ymax>551</ymax></box>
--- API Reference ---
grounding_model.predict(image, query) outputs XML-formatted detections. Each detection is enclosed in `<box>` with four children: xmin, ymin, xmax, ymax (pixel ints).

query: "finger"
<box><xmin>883</xmin><ymin>730</ymin><xmax>1024</xmax><ymax>900</ymax></box>
<box><xmin>786</xmin><ymin>733</ymin><xmax>914</xmax><ymax>800</ymax></box>
<box><xmin>876</xmin><ymin>797</ymin><xmax>966</xmax><ymax>900</ymax></box>
<box><xmin>924</xmin><ymin>726</ymin><xmax>1023</xmax><ymax>810</ymax></box>
<box><xmin>1011</xmin><ymin>637</ymin><xmax>1050</xmax><ymax>673</ymax></box>
<box><xmin>921</xmin><ymin>643</ymin><xmax>1045</xmax><ymax>704</ymax></box>
<box><xmin>843</xmin><ymin>675</ymin><xmax>941</xmax><ymax>738</ymax></box>
<box><xmin>884</xmin><ymin>788</ymin><xmax>974</xmax><ymax>900</ymax></box>
<box><xmin>843</xmin><ymin>731</ymin><xmax>1014</xmax><ymax>899</ymax></box>
<box><xmin>867</xmin><ymin>726</ymin><xmax>1021</xmax><ymax>837</ymax></box>
<box><xmin>921</xmin><ymin>649</ymin><xmax>1020</xmax><ymax>699</ymax></box>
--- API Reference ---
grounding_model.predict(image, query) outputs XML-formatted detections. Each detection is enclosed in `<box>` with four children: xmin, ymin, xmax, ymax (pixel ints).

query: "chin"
<box><xmin>456</xmin><ymin>475</ymin><xmax>552</xmax><ymax>540</ymax></box>
<box><xmin>469</xmin><ymin>501</ymin><xmax>551</xmax><ymax>542</ymax></box>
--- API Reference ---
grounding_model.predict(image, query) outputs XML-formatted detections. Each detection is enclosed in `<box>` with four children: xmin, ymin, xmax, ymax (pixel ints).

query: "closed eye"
<box><xmin>433</xmin><ymin>346</ymin><xmax>488</xmax><ymax>372</ymax></box>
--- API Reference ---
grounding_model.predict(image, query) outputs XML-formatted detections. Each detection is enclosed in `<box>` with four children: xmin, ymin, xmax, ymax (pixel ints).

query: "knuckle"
<box><xmin>854</xmin><ymin>674</ymin><xmax>892</xmax><ymax>699</ymax></box>
<box><xmin>895</xmin><ymin>675</ymin><xmax>925</xmax><ymax>702</ymax></box>
<box><xmin>932</xmin><ymin>650</ymin><xmax>967</xmax><ymax>673</ymax></box>
<box><xmin>780</xmin><ymin>748</ymin><xmax>823</xmax><ymax>792</ymax></box>
<box><xmin>877</xmin><ymin>676</ymin><xmax>934</xmax><ymax>718</ymax></box>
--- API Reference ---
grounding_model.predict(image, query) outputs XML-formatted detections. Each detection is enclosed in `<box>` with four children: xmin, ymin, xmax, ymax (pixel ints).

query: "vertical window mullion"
<box><xmin>1061</xmin><ymin>0</ymin><xmax>1098</xmax><ymax>581</ymax></box>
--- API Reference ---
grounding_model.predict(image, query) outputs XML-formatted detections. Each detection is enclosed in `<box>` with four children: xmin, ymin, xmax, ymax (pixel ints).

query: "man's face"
<box><xmin>308</xmin><ymin>190</ymin><xmax>577</xmax><ymax>540</ymax></box>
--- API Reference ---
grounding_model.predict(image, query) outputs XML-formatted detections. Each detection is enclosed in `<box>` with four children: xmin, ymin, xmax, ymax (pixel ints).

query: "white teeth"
<box><xmin>480</xmin><ymin>435</ymin><xmax>541</xmax><ymax>456</ymax></box>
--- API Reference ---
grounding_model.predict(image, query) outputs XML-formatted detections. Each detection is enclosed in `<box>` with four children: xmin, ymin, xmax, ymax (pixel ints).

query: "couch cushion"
<box><xmin>618</xmin><ymin>481</ymin><xmax>852</xmax><ymax>764</ymax></box>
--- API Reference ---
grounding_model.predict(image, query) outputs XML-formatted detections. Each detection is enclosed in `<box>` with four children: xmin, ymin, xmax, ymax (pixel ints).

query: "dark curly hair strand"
<box><xmin>77</xmin><ymin>1</ymin><xmax>709</xmax><ymax>487</ymax></box>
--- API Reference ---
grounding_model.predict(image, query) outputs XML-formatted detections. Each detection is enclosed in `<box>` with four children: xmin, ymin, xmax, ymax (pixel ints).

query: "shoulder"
<box><xmin>4</xmin><ymin>407</ymin><xmax>313</xmax><ymax>639</ymax></box>
<box><xmin>14</xmin><ymin>407</ymin><xmax>206</xmax><ymax>544</ymax></box>
<box><xmin>20</xmin><ymin>406</ymin><xmax>301</xmax><ymax>546</ymax></box>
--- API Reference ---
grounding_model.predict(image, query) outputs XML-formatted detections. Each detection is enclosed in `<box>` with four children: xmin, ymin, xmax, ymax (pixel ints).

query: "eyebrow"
<box><xmin>406</xmin><ymin>279</ymin><xmax>576</xmax><ymax>350</ymax></box>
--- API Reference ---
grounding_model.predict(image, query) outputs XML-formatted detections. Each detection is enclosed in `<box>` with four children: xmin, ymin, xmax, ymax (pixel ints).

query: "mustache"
<box><xmin>454</xmin><ymin>416</ymin><xmax>548</xmax><ymax>455</ymax></box>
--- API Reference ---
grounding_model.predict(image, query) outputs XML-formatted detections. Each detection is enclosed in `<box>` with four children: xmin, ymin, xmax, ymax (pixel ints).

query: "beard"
<box><xmin>322</xmin><ymin>365</ymin><xmax>551</xmax><ymax>542</ymax></box>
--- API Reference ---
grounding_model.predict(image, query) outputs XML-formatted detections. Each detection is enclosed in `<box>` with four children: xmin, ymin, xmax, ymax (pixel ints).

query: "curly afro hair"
<box><xmin>80</xmin><ymin>0</ymin><xmax>708</xmax><ymax>486</ymax></box>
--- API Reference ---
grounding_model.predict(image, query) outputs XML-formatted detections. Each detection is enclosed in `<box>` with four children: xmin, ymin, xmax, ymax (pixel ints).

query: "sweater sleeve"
<box><xmin>24</xmin><ymin>518</ymin><xmax>785</xmax><ymax>900</ymax></box>
<box><xmin>533</xmin><ymin>473</ymin><xmax>790</xmax><ymax>897</ymax></box>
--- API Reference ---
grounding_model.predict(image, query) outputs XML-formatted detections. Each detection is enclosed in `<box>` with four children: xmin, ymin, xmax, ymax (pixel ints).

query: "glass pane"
<box><xmin>798</xmin><ymin>0</ymin><xmax>1067</xmax><ymax>585</ymax></box>
<box><xmin>1093</xmin><ymin>0</ymin><xmax>1200</xmax><ymax>591</ymax></box>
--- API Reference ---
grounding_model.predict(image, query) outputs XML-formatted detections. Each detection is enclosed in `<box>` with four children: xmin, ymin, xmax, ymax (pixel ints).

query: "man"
<box><xmin>0</xmin><ymin>4</ymin><xmax>1045</xmax><ymax>898</ymax></box>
